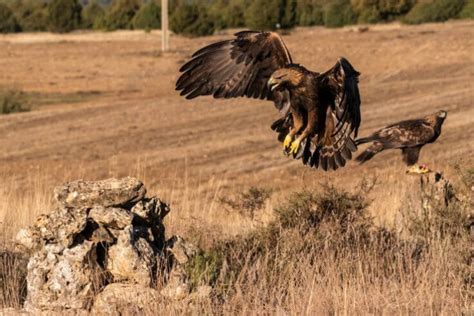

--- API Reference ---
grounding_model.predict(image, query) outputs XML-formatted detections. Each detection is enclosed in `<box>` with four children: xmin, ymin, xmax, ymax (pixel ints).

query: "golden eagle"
<box><xmin>176</xmin><ymin>31</ymin><xmax>361</xmax><ymax>171</ymax></box>
<box><xmin>355</xmin><ymin>110</ymin><xmax>447</xmax><ymax>173</ymax></box>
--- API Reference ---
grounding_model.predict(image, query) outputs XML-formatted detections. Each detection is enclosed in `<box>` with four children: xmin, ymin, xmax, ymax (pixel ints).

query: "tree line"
<box><xmin>0</xmin><ymin>0</ymin><xmax>473</xmax><ymax>36</ymax></box>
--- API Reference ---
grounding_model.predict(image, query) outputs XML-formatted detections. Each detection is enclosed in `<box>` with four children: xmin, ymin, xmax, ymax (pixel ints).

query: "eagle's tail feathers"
<box><xmin>355</xmin><ymin>142</ymin><xmax>384</xmax><ymax>164</ymax></box>
<box><xmin>355</xmin><ymin>136</ymin><xmax>375</xmax><ymax>145</ymax></box>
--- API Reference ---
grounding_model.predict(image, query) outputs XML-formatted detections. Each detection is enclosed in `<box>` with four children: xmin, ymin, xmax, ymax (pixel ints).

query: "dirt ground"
<box><xmin>0</xmin><ymin>22</ymin><xmax>473</xmax><ymax>238</ymax></box>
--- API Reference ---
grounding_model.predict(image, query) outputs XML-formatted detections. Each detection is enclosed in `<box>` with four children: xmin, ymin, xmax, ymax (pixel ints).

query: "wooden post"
<box><xmin>161</xmin><ymin>0</ymin><xmax>169</xmax><ymax>52</ymax></box>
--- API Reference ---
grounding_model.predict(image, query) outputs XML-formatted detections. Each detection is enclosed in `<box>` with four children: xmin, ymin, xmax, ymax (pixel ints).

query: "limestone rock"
<box><xmin>15</xmin><ymin>228</ymin><xmax>39</xmax><ymax>251</ymax></box>
<box><xmin>16</xmin><ymin>177</ymin><xmax>202</xmax><ymax>313</ymax></box>
<box><xmin>25</xmin><ymin>241</ymin><xmax>104</xmax><ymax>311</ymax></box>
<box><xmin>16</xmin><ymin>207</ymin><xmax>88</xmax><ymax>250</ymax></box>
<box><xmin>54</xmin><ymin>177</ymin><xmax>146</xmax><ymax>208</ymax></box>
<box><xmin>107</xmin><ymin>227</ymin><xmax>157</xmax><ymax>286</ymax></box>
<box><xmin>166</xmin><ymin>235</ymin><xmax>198</xmax><ymax>265</ymax></box>
<box><xmin>160</xmin><ymin>265</ymin><xmax>190</xmax><ymax>300</ymax></box>
<box><xmin>91</xmin><ymin>283</ymin><xmax>159</xmax><ymax>315</ymax></box>
<box><xmin>89</xmin><ymin>206</ymin><xmax>133</xmax><ymax>229</ymax></box>
<box><xmin>131</xmin><ymin>197</ymin><xmax>170</xmax><ymax>222</ymax></box>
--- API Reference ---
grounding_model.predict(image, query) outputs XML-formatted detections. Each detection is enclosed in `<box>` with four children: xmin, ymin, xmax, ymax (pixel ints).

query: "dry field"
<box><xmin>0</xmin><ymin>21</ymin><xmax>473</xmax><ymax>313</ymax></box>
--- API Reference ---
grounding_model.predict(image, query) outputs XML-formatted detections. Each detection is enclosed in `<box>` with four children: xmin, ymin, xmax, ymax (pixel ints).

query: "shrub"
<box><xmin>82</xmin><ymin>1</ymin><xmax>105</xmax><ymax>29</ymax></box>
<box><xmin>403</xmin><ymin>0</ymin><xmax>465</xmax><ymax>24</ymax></box>
<box><xmin>12</xmin><ymin>0</ymin><xmax>49</xmax><ymax>32</ymax></box>
<box><xmin>103</xmin><ymin>0</ymin><xmax>140</xmax><ymax>30</ymax></box>
<box><xmin>132</xmin><ymin>1</ymin><xmax>161</xmax><ymax>31</ymax></box>
<box><xmin>459</xmin><ymin>0</ymin><xmax>474</xmax><ymax>19</ymax></box>
<box><xmin>0</xmin><ymin>91</ymin><xmax>30</xmax><ymax>115</ymax></box>
<box><xmin>0</xmin><ymin>3</ymin><xmax>21</xmax><ymax>33</ymax></box>
<box><xmin>48</xmin><ymin>0</ymin><xmax>82</xmax><ymax>33</ymax></box>
<box><xmin>324</xmin><ymin>0</ymin><xmax>357</xmax><ymax>27</ymax></box>
<box><xmin>170</xmin><ymin>3</ymin><xmax>215</xmax><ymax>37</ymax></box>
<box><xmin>219</xmin><ymin>187</ymin><xmax>271</xmax><ymax>219</ymax></box>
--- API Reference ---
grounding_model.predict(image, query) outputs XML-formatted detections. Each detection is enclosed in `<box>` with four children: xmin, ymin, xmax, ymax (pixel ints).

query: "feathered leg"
<box><xmin>284</xmin><ymin>107</ymin><xmax>304</xmax><ymax>152</ymax></box>
<box><xmin>289</xmin><ymin>109</ymin><xmax>317</xmax><ymax>155</ymax></box>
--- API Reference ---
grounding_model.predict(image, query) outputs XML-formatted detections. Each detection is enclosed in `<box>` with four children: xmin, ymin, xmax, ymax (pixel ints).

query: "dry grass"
<box><xmin>0</xmin><ymin>164</ymin><xmax>471</xmax><ymax>314</ymax></box>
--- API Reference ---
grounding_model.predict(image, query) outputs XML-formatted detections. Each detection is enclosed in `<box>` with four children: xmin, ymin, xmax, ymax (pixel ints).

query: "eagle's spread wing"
<box><xmin>176</xmin><ymin>31</ymin><xmax>292</xmax><ymax>101</ymax></box>
<box><xmin>306</xmin><ymin>58</ymin><xmax>361</xmax><ymax>170</ymax></box>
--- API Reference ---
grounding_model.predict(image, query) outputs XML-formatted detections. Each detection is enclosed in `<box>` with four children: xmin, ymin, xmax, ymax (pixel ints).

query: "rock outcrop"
<box><xmin>15</xmin><ymin>177</ymin><xmax>199</xmax><ymax>313</ymax></box>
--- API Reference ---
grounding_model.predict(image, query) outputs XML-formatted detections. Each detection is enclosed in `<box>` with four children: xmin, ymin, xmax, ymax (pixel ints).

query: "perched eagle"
<box><xmin>355</xmin><ymin>110</ymin><xmax>447</xmax><ymax>173</ymax></box>
<box><xmin>176</xmin><ymin>31</ymin><xmax>361</xmax><ymax>171</ymax></box>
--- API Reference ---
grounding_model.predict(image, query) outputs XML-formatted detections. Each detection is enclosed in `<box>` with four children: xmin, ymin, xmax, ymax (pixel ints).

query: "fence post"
<box><xmin>161</xmin><ymin>0</ymin><xmax>169</xmax><ymax>52</ymax></box>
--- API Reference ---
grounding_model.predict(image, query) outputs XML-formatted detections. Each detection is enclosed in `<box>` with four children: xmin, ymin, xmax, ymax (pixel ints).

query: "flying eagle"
<box><xmin>355</xmin><ymin>110</ymin><xmax>447</xmax><ymax>173</ymax></box>
<box><xmin>176</xmin><ymin>31</ymin><xmax>361</xmax><ymax>171</ymax></box>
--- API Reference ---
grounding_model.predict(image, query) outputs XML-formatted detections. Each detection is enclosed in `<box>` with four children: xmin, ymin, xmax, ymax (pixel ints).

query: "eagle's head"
<box><xmin>267</xmin><ymin>68</ymin><xmax>304</xmax><ymax>91</ymax></box>
<box><xmin>426</xmin><ymin>110</ymin><xmax>447</xmax><ymax>130</ymax></box>
<box><xmin>437</xmin><ymin>110</ymin><xmax>447</xmax><ymax>119</ymax></box>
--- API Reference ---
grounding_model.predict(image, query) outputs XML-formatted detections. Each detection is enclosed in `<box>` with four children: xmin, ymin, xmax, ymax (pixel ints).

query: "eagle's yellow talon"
<box><xmin>289</xmin><ymin>140</ymin><xmax>301</xmax><ymax>155</ymax></box>
<box><xmin>283</xmin><ymin>135</ymin><xmax>293</xmax><ymax>149</ymax></box>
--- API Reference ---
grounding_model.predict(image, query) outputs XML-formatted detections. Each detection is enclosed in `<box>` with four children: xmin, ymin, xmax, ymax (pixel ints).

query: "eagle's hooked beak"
<box><xmin>268</xmin><ymin>77</ymin><xmax>280</xmax><ymax>91</ymax></box>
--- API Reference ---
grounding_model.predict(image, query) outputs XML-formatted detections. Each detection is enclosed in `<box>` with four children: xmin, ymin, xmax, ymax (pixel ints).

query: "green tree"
<box><xmin>403</xmin><ymin>0</ymin><xmax>465</xmax><ymax>24</ymax></box>
<box><xmin>82</xmin><ymin>0</ymin><xmax>105</xmax><ymax>29</ymax></box>
<box><xmin>324</xmin><ymin>0</ymin><xmax>357</xmax><ymax>28</ymax></box>
<box><xmin>209</xmin><ymin>0</ymin><xmax>247</xmax><ymax>30</ymax></box>
<box><xmin>279</xmin><ymin>0</ymin><xmax>297</xmax><ymax>29</ymax></box>
<box><xmin>351</xmin><ymin>0</ymin><xmax>414</xmax><ymax>23</ymax></box>
<box><xmin>459</xmin><ymin>0</ymin><xmax>474</xmax><ymax>19</ymax></box>
<box><xmin>296</xmin><ymin>0</ymin><xmax>324</xmax><ymax>26</ymax></box>
<box><xmin>11</xmin><ymin>0</ymin><xmax>49</xmax><ymax>32</ymax></box>
<box><xmin>48</xmin><ymin>0</ymin><xmax>82</xmax><ymax>33</ymax></box>
<box><xmin>245</xmin><ymin>0</ymin><xmax>279</xmax><ymax>30</ymax></box>
<box><xmin>170</xmin><ymin>3</ymin><xmax>215</xmax><ymax>37</ymax></box>
<box><xmin>103</xmin><ymin>0</ymin><xmax>140</xmax><ymax>30</ymax></box>
<box><xmin>132</xmin><ymin>1</ymin><xmax>161</xmax><ymax>31</ymax></box>
<box><xmin>0</xmin><ymin>3</ymin><xmax>21</xmax><ymax>33</ymax></box>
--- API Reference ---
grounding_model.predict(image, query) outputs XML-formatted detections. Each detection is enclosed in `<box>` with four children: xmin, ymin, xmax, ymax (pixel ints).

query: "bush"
<box><xmin>132</xmin><ymin>1</ymin><xmax>161</xmax><ymax>31</ymax></box>
<box><xmin>170</xmin><ymin>3</ymin><xmax>215</xmax><ymax>37</ymax></box>
<box><xmin>0</xmin><ymin>3</ymin><xmax>21</xmax><ymax>33</ymax></box>
<box><xmin>403</xmin><ymin>0</ymin><xmax>465</xmax><ymax>24</ymax></box>
<box><xmin>82</xmin><ymin>1</ymin><xmax>105</xmax><ymax>29</ymax></box>
<box><xmin>103</xmin><ymin>0</ymin><xmax>140</xmax><ymax>30</ymax></box>
<box><xmin>0</xmin><ymin>91</ymin><xmax>30</xmax><ymax>115</ymax></box>
<box><xmin>11</xmin><ymin>0</ymin><xmax>49</xmax><ymax>32</ymax></box>
<box><xmin>324</xmin><ymin>0</ymin><xmax>357</xmax><ymax>27</ymax></box>
<box><xmin>48</xmin><ymin>0</ymin><xmax>82</xmax><ymax>33</ymax></box>
<box><xmin>219</xmin><ymin>187</ymin><xmax>271</xmax><ymax>219</ymax></box>
<box><xmin>459</xmin><ymin>0</ymin><xmax>474</xmax><ymax>19</ymax></box>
